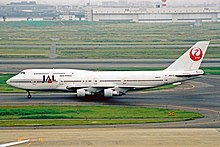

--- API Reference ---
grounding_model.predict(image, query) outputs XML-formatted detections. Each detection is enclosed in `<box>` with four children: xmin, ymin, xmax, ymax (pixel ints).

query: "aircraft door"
<box><xmin>164</xmin><ymin>75</ymin><xmax>176</xmax><ymax>84</ymax></box>
<box><xmin>164</xmin><ymin>75</ymin><xmax>168</xmax><ymax>84</ymax></box>
<box><xmin>93</xmin><ymin>78</ymin><xmax>99</xmax><ymax>85</ymax></box>
<box><xmin>122</xmin><ymin>79</ymin><xmax>127</xmax><ymax>85</ymax></box>
<box><xmin>31</xmin><ymin>79</ymin><xmax>37</xmax><ymax>85</ymax></box>
<box><xmin>59</xmin><ymin>79</ymin><xmax>64</xmax><ymax>85</ymax></box>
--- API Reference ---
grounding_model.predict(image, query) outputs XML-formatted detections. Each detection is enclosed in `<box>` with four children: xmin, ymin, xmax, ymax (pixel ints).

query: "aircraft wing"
<box><xmin>66</xmin><ymin>84</ymin><xmax>153</xmax><ymax>93</ymax></box>
<box><xmin>66</xmin><ymin>85</ymin><xmax>152</xmax><ymax>89</ymax></box>
<box><xmin>0</xmin><ymin>139</ymin><xmax>29</xmax><ymax>147</ymax></box>
<box><xmin>117</xmin><ymin>85</ymin><xmax>153</xmax><ymax>89</ymax></box>
<box><xmin>175</xmin><ymin>72</ymin><xmax>204</xmax><ymax>77</ymax></box>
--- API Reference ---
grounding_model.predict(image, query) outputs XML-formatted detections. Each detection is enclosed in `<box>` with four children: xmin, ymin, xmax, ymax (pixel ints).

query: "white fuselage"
<box><xmin>7</xmin><ymin>68</ymin><xmax>200</xmax><ymax>94</ymax></box>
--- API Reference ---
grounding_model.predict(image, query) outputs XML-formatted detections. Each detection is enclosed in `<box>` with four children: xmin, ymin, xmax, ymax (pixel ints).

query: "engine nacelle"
<box><xmin>113</xmin><ymin>91</ymin><xmax>122</xmax><ymax>96</ymax></box>
<box><xmin>104</xmin><ymin>89</ymin><xmax>122</xmax><ymax>97</ymax></box>
<box><xmin>104</xmin><ymin>89</ymin><xmax>113</xmax><ymax>97</ymax></box>
<box><xmin>77</xmin><ymin>89</ymin><xmax>86</xmax><ymax>97</ymax></box>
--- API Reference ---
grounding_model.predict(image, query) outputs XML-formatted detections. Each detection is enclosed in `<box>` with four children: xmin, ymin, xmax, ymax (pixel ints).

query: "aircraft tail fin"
<box><xmin>164</xmin><ymin>41</ymin><xmax>209</xmax><ymax>71</ymax></box>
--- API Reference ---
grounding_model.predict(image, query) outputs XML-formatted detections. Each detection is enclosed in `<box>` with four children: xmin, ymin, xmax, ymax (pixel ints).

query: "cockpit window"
<box><xmin>19</xmin><ymin>72</ymin><xmax>25</xmax><ymax>74</ymax></box>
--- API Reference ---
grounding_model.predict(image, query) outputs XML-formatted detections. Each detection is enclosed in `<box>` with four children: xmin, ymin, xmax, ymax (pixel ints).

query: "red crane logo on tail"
<box><xmin>189</xmin><ymin>48</ymin><xmax>203</xmax><ymax>61</ymax></box>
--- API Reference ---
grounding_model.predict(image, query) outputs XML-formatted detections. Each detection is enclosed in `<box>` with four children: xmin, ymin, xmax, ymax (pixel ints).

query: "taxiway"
<box><xmin>0</xmin><ymin>66</ymin><xmax>219</xmax><ymax>146</ymax></box>
<box><xmin>0</xmin><ymin>75</ymin><xmax>219</xmax><ymax>128</ymax></box>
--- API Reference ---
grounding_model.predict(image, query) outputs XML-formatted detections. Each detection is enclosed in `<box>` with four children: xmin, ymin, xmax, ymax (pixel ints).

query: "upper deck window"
<box><xmin>34</xmin><ymin>73</ymin><xmax>49</xmax><ymax>75</ymax></box>
<box><xmin>19</xmin><ymin>72</ymin><xmax>25</xmax><ymax>74</ymax></box>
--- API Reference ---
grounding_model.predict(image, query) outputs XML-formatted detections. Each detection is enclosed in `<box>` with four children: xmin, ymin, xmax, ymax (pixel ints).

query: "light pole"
<box><xmin>49</xmin><ymin>38</ymin><xmax>59</xmax><ymax>58</ymax></box>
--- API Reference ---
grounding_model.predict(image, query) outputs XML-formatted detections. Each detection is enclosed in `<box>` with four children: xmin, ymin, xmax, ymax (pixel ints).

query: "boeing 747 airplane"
<box><xmin>7</xmin><ymin>41</ymin><xmax>209</xmax><ymax>98</ymax></box>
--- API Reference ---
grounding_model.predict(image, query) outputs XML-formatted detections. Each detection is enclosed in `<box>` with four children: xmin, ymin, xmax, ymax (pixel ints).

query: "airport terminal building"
<box><xmin>86</xmin><ymin>7</ymin><xmax>220</xmax><ymax>23</ymax></box>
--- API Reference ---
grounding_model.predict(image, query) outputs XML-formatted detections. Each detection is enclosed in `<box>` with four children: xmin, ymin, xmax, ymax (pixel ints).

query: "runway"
<box><xmin>1</xmin><ymin>75</ymin><xmax>219</xmax><ymax>128</ymax></box>
<box><xmin>0</xmin><ymin>58</ymin><xmax>220</xmax><ymax>73</ymax></box>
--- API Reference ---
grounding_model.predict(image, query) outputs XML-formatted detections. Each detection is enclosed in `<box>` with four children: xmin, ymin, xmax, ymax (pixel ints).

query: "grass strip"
<box><xmin>0</xmin><ymin>105</ymin><xmax>203</xmax><ymax>126</ymax></box>
<box><xmin>0</xmin><ymin>21</ymin><xmax>219</xmax><ymax>45</ymax></box>
<box><xmin>202</xmin><ymin>67</ymin><xmax>220</xmax><ymax>75</ymax></box>
<box><xmin>0</xmin><ymin>47</ymin><xmax>219</xmax><ymax>59</ymax></box>
<box><xmin>0</xmin><ymin>74</ymin><xmax>23</xmax><ymax>93</ymax></box>
<box><xmin>0</xmin><ymin>22</ymin><xmax>219</xmax><ymax>59</ymax></box>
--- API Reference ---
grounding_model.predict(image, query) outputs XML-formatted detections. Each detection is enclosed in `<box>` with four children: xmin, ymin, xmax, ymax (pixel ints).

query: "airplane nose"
<box><xmin>6</xmin><ymin>78</ymin><xmax>11</xmax><ymax>85</ymax></box>
<box><xmin>6</xmin><ymin>77</ymin><xmax>13</xmax><ymax>86</ymax></box>
<box><xmin>6</xmin><ymin>76</ymin><xmax>20</xmax><ymax>88</ymax></box>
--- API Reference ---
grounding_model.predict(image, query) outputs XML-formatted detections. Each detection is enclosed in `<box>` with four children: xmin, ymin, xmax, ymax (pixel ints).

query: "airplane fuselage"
<box><xmin>7</xmin><ymin>69</ymin><xmax>202</xmax><ymax>96</ymax></box>
<box><xmin>6</xmin><ymin>41</ymin><xmax>209</xmax><ymax>98</ymax></box>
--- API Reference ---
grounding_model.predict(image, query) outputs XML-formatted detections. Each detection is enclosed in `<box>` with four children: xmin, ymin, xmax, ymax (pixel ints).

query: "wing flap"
<box><xmin>66</xmin><ymin>84</ymin><xmax>152</xmax><ymax>89</ymax></box>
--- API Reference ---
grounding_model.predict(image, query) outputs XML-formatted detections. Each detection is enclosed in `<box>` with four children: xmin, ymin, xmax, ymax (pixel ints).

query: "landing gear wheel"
<box><xmin>27</xmin><ymin>91</ymin><xmax>31</xmax><ymax>99</ymax></box>
<box><xmin>27</xmin><ymin>94</ymin><xmax>31</xmax><ymax>99</ymax></box>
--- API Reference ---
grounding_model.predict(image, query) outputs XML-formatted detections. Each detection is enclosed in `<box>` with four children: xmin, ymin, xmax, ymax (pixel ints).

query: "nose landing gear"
<box><xmin>27</xmin><ymin>91</ymin><xmax>32</xmax><ymax>99</ymax></box>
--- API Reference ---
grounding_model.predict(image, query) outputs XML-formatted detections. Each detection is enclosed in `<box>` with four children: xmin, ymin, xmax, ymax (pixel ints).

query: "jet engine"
<box><xmin>77</xmin><ymin>89</ymin><xmax>86</xmax><ymax>97</ymax></box>
<box><xmin>104</xmin><ymin>89</ymin><xmax>113</xmax><ymax>97</ymax></box>
<box><xmin>104</xmin><ymin>89</ymin><xmax>122</xmax><ymax>97</ymax></box>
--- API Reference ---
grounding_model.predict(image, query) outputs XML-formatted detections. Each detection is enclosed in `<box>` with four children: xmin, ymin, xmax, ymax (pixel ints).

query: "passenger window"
<box><xmin>19</xmin><ymin>72</ymin><xmax>25</xmax><ymax>74</ymax></box>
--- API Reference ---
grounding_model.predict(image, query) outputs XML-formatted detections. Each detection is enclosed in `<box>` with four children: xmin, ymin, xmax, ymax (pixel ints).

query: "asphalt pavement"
<box><xmin>0</xmin><ymin>75</ymin><xmax>219</xmax><ymax>128</ymax></box>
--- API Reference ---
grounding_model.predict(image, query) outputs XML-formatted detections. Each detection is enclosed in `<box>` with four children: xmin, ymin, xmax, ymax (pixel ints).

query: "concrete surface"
<box><xmin>0</xmin><ymin>128</ymin><xmax>220</xmax><ymax>147</ymax></box>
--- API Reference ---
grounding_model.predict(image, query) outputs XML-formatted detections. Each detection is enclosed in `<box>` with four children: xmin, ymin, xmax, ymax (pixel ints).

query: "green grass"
<box><xmin>0</xmin><ymin>47</ymin><xmax>219</xmax><ymax>59</ymax></box>
<box><xmin>202</xmin><ymin>67</ymin><xmax>220</xmax><ymax>75</ymax></box>
<box><xmin>147</xmin><ymin>84</ymin><xmax>176</xmax><ymax>91</ymax></box>
<box><xmin>0</xmin><ymin>21</ymin><xmax>219</xmax><ymax>59</ymax></box>
<box><xmin>0</xmin><ymin>74</ymin><xmax>23</xmax><ymax>92</ymax></box>
<box><xmin>0</xmin><ymin>105</ymin><xmax>203</xmax><ymax>126</ymax></box>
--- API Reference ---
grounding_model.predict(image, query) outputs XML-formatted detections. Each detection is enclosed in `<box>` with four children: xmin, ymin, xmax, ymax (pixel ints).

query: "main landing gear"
<box><xmin>27</xmin><ymin>91</ymin><xmax>32</xmax><ymax>99</ymax></box>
